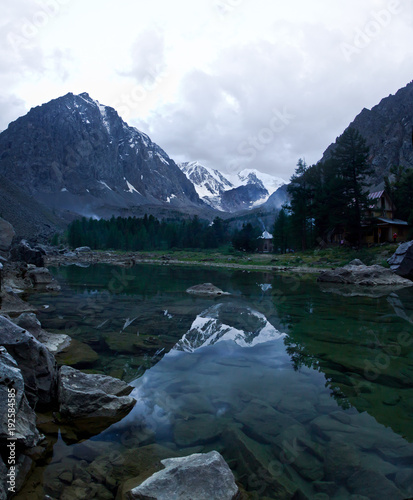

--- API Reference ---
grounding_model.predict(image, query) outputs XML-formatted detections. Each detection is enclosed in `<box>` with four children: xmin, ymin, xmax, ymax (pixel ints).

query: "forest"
<box><xmin>65</xmin><ymin>128</ymin><xmax>413</xmax><ymax>254</ymax></box>
<box><xmin>66</xmin><ymin>213</ymin><xmax>264</xmax><ymax>252</ymax></box>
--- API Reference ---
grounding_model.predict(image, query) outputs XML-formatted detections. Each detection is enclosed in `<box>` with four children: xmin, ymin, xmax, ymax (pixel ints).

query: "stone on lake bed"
<box><xmin>186</xmin><ymin>283</ymin><xmax>230</xmax><ymax>296</ymax></box>
<box><xmin>125</xmin><ymin>451</ymin><xmax>240</xmax><ymax>500</ymax></box>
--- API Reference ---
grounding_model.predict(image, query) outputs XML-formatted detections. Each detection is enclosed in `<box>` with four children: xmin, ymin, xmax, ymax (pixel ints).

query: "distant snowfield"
<box><xmin>179</xmin><ymin>160</ymin><xmax>287</xmax><ymax>210</ymax></box>
<box><xmin>227</xmin><ymin>168</ymin><xmax>286</xmax><ymax>195</ymax></box>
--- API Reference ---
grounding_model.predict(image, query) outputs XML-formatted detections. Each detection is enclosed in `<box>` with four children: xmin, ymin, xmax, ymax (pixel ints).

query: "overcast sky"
<box><xmin>1</xmin><ymin>0</ymin><xmax>413</xmax><ymax>181</ymax></box>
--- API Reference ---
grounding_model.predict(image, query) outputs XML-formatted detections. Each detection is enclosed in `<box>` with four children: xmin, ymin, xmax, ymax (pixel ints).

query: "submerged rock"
<box><xmin>58</xmin><ymin>365</ymin><xmax>136</xmax><ymax>420</ymax></box>
<box><xmin>388</xmin><ymin>241</ymin><xmax>413</xmax><ymax>278</ymax></box>
<box><xmin>317</xmin><ymin>263</ymin><xmax>413</xmax><ymax>286</ymax></box>
<box><xmin>125</xmin><ymin>451</ymin><xmax>240</xmax><ymax>500</ymax></box>
<box><xmin>186</xmin><ymin>283</ymin><xmax>230</xmax><ymax>296</ymax></box>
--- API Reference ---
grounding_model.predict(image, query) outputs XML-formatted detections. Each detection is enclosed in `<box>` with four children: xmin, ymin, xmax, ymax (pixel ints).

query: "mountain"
<box><xmin>260</xmin><ymin>184</ymin><xmax>290</xmax><ymax>210</ymax></box>
<box><xmin>179</xmin><ymin>161</ymin><xmax>233</xmax><ymax>197</ymax></box>
<box><xmin>320</xmin><ymin>80</ymin><xmax>413</xmax><ymax>188</ymax></box>
<box><xmin>179</xmin><ymin>161</ymin><xmax>286</xmax><ymax>212</ymax></box>
<box><xmin>0</xmin><ymin>92</ymin><xmax>206</xmax><ymax>224</ymax></box>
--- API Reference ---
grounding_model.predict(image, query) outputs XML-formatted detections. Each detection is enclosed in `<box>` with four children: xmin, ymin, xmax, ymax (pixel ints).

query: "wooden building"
<box><xmin>363</xmin><ymin>191</ymin><xmax>409</xmax><ymax>244</ymax></box>
<box><xmin>258</xmin><ymin>231</ymin><xmax>274</xmax><ymax>253</ymax></box>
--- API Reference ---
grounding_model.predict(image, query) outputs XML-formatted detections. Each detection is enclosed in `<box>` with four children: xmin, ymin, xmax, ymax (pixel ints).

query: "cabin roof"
<box><xmin>259</xmin><ymin>231</ymin><xmax>273</xmax><ymax>239</ymax></box>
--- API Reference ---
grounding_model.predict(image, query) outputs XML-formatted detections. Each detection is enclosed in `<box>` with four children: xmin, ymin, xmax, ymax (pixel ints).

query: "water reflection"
<box><xmin>20</xmin><ymin>265</ymin><xmax>413</xmax><ymax>499</ymax></box>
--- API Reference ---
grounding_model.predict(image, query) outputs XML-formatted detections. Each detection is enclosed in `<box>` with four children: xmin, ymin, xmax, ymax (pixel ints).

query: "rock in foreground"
<box><xmin>317</xmin><ymin>262</ymin><xmax>413</xmax><ymax>287</ymax></box>
<box><xmin>0</xmin><ymin>347</ymin><xmax>41</xmax><ymax>448</ymax></box>
<box><xmin>388</xmin><ymin>241</ymin><xmax>413</xmax><ymax>278</ymax></box>
<box><xmin>58</xmin><ymin>365</ymin><xmax>136</xmax><ymax>420</ymax></box>
<box><xmin>126</xmin><ymin>451</ymin><xmax>240</xmax><ymax>500</ymax></box>
<box><xmin>0</xmin><ymin>315</ymin><xmax>58</xmax><ymax>408</ymax></box>
<box><xmin>186</xmin><ymin>283</ymin><xmax>230</xmax><ymax>296</ymax></box>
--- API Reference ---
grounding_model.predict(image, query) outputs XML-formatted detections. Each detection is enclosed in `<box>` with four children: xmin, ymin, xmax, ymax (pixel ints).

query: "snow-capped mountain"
<box><xmin>179</xmin><ymin>161</ymin><xmax>286</xmax><ymax>212</ymax></box>
<box><xmin>228</xmin><ymin>169</ymin><xmax>286</xmax><ymax>196</ymax></box>
<box><xmin>173</xmin><ymin>303</ymin><xmax>286</xmax><ymax>353</ymax></box>
<box><xmin>0</xmin><ymin>92</ymin><xmax>204</xmax><ymax>222</ymax></box>
<box><xmin>179</xmin><ymin>161</ymin><xmax>233</xmax><ymax>198</ymax></box>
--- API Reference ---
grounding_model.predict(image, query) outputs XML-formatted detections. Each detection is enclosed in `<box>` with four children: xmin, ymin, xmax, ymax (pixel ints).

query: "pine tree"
<box><xmin>329</xmin><ymin>128</ymin><xmax>372</xmax><ymax>246</ymax></box>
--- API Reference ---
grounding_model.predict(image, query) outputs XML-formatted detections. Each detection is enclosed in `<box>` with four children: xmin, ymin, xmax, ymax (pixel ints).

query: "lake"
<box><xmin>18</xmin><ymin>263</ymin><xmax>413</xmax><ymax>499</ymax></box>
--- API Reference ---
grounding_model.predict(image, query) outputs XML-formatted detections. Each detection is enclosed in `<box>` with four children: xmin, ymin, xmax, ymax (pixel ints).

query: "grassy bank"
<box><xmin>106</xmin><ymin>243</ymin><xmax>397</xmax><ymax>269</ymax></box>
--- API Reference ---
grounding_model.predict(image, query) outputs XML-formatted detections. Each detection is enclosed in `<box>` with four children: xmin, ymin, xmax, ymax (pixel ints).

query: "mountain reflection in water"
<box><xmin>20</xmin><ymin>264</ymin><xmax>413</xmax><ymax>500</ymax></box>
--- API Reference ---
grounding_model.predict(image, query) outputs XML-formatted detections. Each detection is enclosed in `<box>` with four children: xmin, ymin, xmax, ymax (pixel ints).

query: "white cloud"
<box><xmin>0</xmin><ymin>0</ymin><xmax>412</xmax><ymax>179</ymax></box>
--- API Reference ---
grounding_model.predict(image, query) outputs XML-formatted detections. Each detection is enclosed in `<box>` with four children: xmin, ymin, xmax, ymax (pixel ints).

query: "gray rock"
<box><xmin>0</xmin><ymin>315</ymin><xmax>58</xmax><ymax>408</ymax></box>
<box><xmin>0</xmin><ymin>346</ymin><xmax>41</xmax><ymax>447</ymax></box>
<box><xmin>347</xmin><ymin>469</ymin><xmax>404</xmax><ymax>499</ymax></box>
<box><xmin>75</xmin><ymin>246</ymin><xmax>92</xmax><ymax>253</ymax></box>
<box><xmin>395</xmin><ymin>468</ymin><xmax>413</xmax><ymax>495</ymax></box>
<box><xmin>58</xmin><ymin>365</ymin><xmax>136</xmax><ymax>419</ymax></box>
<box><xmin>26</xmin><ymin>267</ymin><xmax>61</xmax><ymax>291</ymax></box>
<box><xmin>186</xmin><ymin>283</ymin><xmax>230</xmax><ymax>296</ymax></box>
<box><xmin>10</xmin><ymin>240</ymin><xmax>44</xmax><ymax>267</ymax></box>
<box><xmin>0</xmin><ymin>456</ymin><xmax>7</xmax><ymax>500</ymax></box>
<box><xmin>317</xmin><ymin>263</ymin><xmax>413</xmax><ymax>287</ymax></box>
<box><xmin>0</xmin><ymin>218</ymin><xmax>15</xmax><ymax>252</ymax></box>
<box><xmin>126</xmin><ymin>451</ymin><xmax>240</xmax><ymax>500</ymax></box>
<box><xmin>388</xmin><ymin>241</ymin><xmax>413</xmax><ymax>277</ymax></box>
<box><xmin>15</xmin><ymin>313</ymin><xmax>71</xmax><ymax>355</ymax></box>
<box><xmin>348</xmin><ymin>259</ymin><xmax>364</xmax><ymax>266</ymax></box>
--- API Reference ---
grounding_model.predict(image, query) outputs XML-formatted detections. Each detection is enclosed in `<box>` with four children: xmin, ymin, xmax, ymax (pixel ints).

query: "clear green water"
<box><xmin>19</xmin><ymin>264</ymin><xmax>413</xmax><ymax>499</ymax></box>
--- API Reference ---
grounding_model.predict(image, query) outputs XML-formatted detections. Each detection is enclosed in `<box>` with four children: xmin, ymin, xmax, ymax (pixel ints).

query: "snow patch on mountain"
<box><xmin>228</xmin><ymin>169</ymin><xmax>286</xmax><ymax>195</ymax></box>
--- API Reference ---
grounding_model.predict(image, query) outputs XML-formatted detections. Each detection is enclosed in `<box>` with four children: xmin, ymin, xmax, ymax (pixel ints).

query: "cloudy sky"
<box><xmin>1</xmin><ymin>0</ymin><xmax>413</xmax><ymax>181</ymax></box>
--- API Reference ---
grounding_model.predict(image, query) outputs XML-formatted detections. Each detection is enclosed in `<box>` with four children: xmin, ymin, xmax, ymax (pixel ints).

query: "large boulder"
<box><xmin>317</xmin><ymin>263</ymin><xmax>413</xmax><ymax>287</ymax></box>
<box><xmin>15</xmin><ymin>313</ymin><xmax>71</xmax><ymax>355</ymax></box>
<box><xmin>0</xmin><ymin>316</ymin><xmax>58</xmax><ymax>408</ymax></box>
<box><xmin>125</xmin><ymin>451</ymin><xmax>240</xmax><ymax>500</ymax></box>
<box><xmin>0</xmin><ymin>218</ymin><xmax>15</xmax><ymax>252</ymax></box>
<box><xmin>0</xmin><ymin>347</ymin><xmax>41</xmax><ymax>448</ymax></box>
<box><xmin>10</xmin><ymin>240</ymin><xmax>44</xmax><ymax>267</ymax></box>
<box><xmin>388</xmin><ymin>241</ymin><xmax>413</xmax><ymax>278</ymax></box>
<box><xmin>58</xmin><ymin>365</ymin><xmax>136</xmax><ymax>420</ymax></box>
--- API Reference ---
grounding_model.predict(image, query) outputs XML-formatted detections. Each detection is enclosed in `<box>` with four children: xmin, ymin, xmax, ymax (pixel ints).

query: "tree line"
<box><xmin>66</xmin><ymin>214</ymin><xmax>265</xmax><ymax>252</ymax></box>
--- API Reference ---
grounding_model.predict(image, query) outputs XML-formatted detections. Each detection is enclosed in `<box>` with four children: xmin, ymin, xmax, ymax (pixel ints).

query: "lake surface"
<box><xmin>18</xmin><ymin>263</ymin><xmax>413</xmax><ymax>499</ymax></box>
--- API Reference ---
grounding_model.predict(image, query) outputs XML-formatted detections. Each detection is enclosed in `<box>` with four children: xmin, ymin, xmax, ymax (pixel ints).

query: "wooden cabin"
<box><xmin>363</xmin><ymin>191</ymin><xmax>409</xmax><ymax>244</ymax></box>
<box><xmin>258</xmin><ymin>231</ymin><xmax>274</xmax><ymax>253</ymax></box>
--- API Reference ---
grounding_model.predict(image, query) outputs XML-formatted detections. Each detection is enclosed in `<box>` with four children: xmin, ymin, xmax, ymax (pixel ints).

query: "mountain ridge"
<box><xmin>320</xmin><ymin>80</ymin><xmax>413</xmax><ymax>188</ymax></box>
<box><xmin>0</xmin><ymin>92</ymin><xmax>206</xmax><ymax>222</ymax></box>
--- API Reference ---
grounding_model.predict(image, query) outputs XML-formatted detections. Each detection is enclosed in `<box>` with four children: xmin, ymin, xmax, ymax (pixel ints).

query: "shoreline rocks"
<box><xmin>388</xmin><ymin>241</ymin><xmax>413</xmax><ymax>278</ymax></box>
<box><xmin>317</xmin><ymin>261</ymin><xmax>413</xmax><ymax>287</ymax></box>
<box><xmin>0</xmin><ymin>316</ymin><xmax>58</xmax><ymax>409</ymax></box>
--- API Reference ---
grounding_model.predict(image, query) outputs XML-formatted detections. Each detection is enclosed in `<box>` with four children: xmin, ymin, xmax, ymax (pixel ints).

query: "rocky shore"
<box><xmin>0</xmin><ymin>239</ymin><xmax>242</xmax><ymax>499</ymax></box>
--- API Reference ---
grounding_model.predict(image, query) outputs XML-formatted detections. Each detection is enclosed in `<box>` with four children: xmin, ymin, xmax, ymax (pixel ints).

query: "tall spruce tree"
<box><xmin>287</xmin><ymin>158</ymin><xmax>313</xmax><ymax>250</ymax></box>
<box><xmin>329</xmin><ymin>128</ymin><xmax>372</xmax><ymax>246</ymax></box>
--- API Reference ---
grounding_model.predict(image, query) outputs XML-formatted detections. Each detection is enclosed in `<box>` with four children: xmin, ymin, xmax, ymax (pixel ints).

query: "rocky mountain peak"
<box><xmin>0</xmin><ymin>92</ymin><xmax>204</xmax><ymax>219</ymax></box>
<box><xmin>320</xmin><ymin>80</ymin><xmax>413</xmax><ymax>188</ymax></box>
